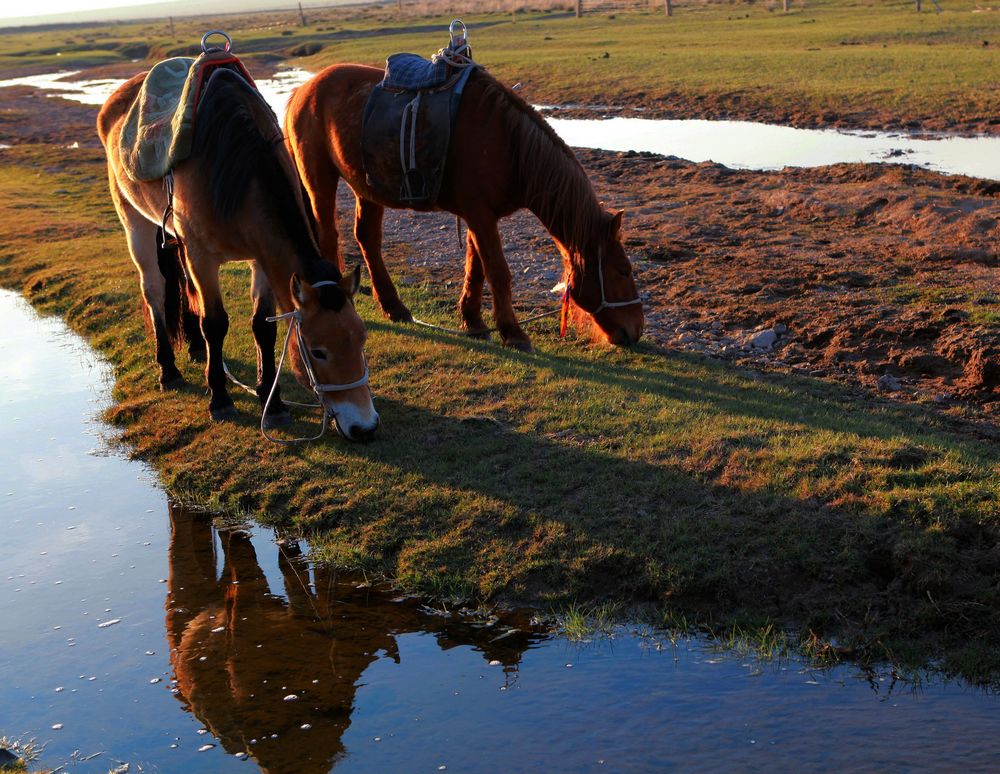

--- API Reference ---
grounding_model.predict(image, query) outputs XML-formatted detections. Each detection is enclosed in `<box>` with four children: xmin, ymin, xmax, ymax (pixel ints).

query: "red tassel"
<box><xmin>559</xmin><ymin>285</ymin><xmax>571</xmax><ymax>338</ymax></box>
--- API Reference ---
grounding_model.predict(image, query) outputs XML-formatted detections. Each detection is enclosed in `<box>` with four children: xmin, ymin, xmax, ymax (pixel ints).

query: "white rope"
<box><xmin>254</xmin><ymin>280</ymin><xmax>370</xmax><ymax>445</ymax></box>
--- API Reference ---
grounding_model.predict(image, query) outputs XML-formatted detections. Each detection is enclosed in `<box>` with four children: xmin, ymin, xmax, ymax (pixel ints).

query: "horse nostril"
<box><xmin>349</xmin><ymin>423</ymin><xmax>378</xmax><ymax>442</ymax></box>
<box><xmin>613</xmin><ymin>327</ymin><xmax>633</xmax><ymax>346</ymax></box>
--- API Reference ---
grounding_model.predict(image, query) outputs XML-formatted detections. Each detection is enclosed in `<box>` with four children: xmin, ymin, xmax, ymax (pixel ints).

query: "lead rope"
<box><xmin>259</xmin><ymin>310</ymin><xmax>330</xmax><ymax>445</ymax></box>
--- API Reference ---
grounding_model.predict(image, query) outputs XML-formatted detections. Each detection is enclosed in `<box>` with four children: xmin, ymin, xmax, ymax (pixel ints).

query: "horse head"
<box><xmin>287</xmin><ymin>267</ymin><xmax>380</xmax><ymax>441</ymax></box>
<box><xmin>566</xmin><ymin>210</ymin><xmax>644</xmax><ymax>346</ymax></box>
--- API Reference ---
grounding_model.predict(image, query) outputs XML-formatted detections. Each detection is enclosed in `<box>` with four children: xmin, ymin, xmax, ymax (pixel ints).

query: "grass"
<box><xmin>1</xmin><ymin>1</ymin><xmax>999</xmax><ymax>683</ymax></box>
<box><xmin>1</xmin><ymin>140</ymin><xmax>998</xmax><ymax>684</ymax></box>
<box><xmin>0</xmin><ymin>737</ymin><xmax>43</xmax><ymax>773</ymax></box>
<box><xmin>2</xmin><ymin>0</ymin><xmax>1000</xmax><ymax>129</ymax></box>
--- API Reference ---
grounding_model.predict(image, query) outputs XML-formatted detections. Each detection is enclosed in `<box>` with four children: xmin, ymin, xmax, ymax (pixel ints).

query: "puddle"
<box><xmin>545</xmin><ymin>115</ymin><xmax>1000</xmax><ymax>181</ymax></box>
<box><xmin>3</xmin><ymin>289</ymin><xmax>1000</xmax><ymax>770</ymax></box>
<box><xmin>0</xmin><ymin>67</ymin><xmax>311</xmax><ymax>119</ymax></box>
<box><xmin>3</xmin><ymin>70</ymin><xmax>1000</xmax><ymax>181</ymax></box>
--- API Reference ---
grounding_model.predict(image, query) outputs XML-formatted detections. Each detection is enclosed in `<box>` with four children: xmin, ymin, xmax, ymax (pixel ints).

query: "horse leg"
<box><xmin>113</xmin><ymin>188</ymin><xmax>184</xmax><ymax>388</ymax></box>
<box><xmin>291</xmin><ymin>140</ymin><xmax>344</xmax><ymax>268</ymax></box>
<box><xmin>467</xmin><ymin>218</ymin><xmax>531</xmax><ymax>351</ymax></box>
<box><xmin>186</xmin><ymin>259</ymin><xmax>236</xmax><ymax>421</ymax></box>
<box><xmin>355</xmin><ymin>197</ymin><xmax>412</xmax><ymax>322</ymax></box>
<box><xmin>249</xmin><ymin>263</ymin><xmax>291</xmax><ymax>429</ymax></box>
<box><xmin>177</xmin><ymin>243</ymin><xmax>206</xmax><ymax>363</ymax></box>
<box><xmin>458</xmin><ymin>228</ymin><xmax>490</xmax><ymax>338</ymax></box>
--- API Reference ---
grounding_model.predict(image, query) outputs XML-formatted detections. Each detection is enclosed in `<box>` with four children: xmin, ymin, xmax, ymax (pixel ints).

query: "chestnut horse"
<box><xmin>284</xmin><ymin>64</ymin><xmax>644</xmax><ymax>350</ymax></box>
<box><xmin>98</xmin><ymin>67</ymin><xmax>379</xmax><ymax>440</ymax></box>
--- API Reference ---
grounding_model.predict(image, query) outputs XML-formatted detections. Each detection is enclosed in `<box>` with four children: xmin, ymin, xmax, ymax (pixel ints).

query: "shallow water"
<box><xmin>547</xmin><ymin>115</ymin><xmax>1000</xmax><ymax>181</ymax></box>
<box><xmin>2</xmin><ymin>69</ymin><xmax>1000</xmax><ymax>181</ymax></box>
<box><xmin>2</xmin><ymin>288</ymin><xmax>1000</xmax><ymax>771</ymax></box>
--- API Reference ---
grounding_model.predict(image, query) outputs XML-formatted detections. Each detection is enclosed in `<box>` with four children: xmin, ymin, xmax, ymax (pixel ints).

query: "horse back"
<box><xmin>287</xmin><ymin>63</ymin><xmax>518</xmax><ymax>217</ymax></box>
<box><xmin>96</xmin><ymin>73</ymin><xmax>145</xmax><ymax>149</ymax></box>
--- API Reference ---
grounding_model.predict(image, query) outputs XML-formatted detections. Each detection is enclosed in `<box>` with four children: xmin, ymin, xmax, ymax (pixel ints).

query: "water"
<box><xmin>547</xmin><ymin>115</ymin><xmax>1000</xmax><ymax>181</ymax></box>
<box><xmin>2</xmin><ymin>70</ymin><xmax>1000</xmax><ymax>180</ymax></box>
<box><xmin>2</xmin><ymin>288</ymin><xmax>1000</xmax><ymax>770</ymax></box>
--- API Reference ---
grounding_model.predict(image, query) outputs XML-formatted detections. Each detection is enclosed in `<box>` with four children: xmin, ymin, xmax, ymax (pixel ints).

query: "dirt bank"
<box><xmin>4</xmin><ymin>87</ymin><xmax>996</xmax><ymax>435</ymax></box>
<box><xmin>359</xmin><ymin>150</ymin><xmax>999</xmax><ymax>434</ymax></box>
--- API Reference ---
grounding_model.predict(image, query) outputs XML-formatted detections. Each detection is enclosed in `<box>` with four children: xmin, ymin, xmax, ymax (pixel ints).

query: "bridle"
<box><xmin>560</xmin><ymin>246</ymin><xmax>642</xmax><ymax>337</ymax></box>
<box><xmin>262</xmin><ymin>281</ymin><xmax>369</xmax><ymax>444</ymax></box>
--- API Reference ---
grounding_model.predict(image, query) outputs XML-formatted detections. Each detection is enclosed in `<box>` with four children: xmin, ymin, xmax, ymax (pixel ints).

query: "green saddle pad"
<box><xmin>119</xmin><ymin>56</ymin><xmax>198</xmax><ymax>183</ymax></box>
<box><xmin>119</xmin><ymin>51</ymin><xmax>257</xmax><ymax>182</ymax></box>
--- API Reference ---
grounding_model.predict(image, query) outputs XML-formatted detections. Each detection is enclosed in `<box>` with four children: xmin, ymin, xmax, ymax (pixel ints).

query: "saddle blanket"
<box><xmin>119</xmin><ymin>51</ymin><xmax>255</xmax><ymax>182</ymax></box>
<box><xmin>361</xmin><ymin>53</ymin><xmax>477</xmax><ymax>208</ymax></box>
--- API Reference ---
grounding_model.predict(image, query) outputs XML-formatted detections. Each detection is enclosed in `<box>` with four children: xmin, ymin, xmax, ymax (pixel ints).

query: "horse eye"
<box><xmin>310</xmin><ymin>348</ymin><xmax>328</xmax><ymax>361</ymax></box>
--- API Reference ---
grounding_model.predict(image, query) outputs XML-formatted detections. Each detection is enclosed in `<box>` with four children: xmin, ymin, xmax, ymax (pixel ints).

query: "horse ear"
<box><xmin>340</xmin><ymin>264</ymin><xmax>362</xmax><ymax>298</ymax></box>
<box><xmin>611</xmin><ymin>210</ymin><xmax>624</xmax><ymax>239</ymax></box>
<box><xmin>291</xmin><ymin>273</ymin><xmax>311</xmax><ymax>308</ymax></box>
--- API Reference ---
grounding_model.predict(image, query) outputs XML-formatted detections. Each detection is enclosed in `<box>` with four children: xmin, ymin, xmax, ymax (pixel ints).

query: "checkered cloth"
<box><xmin>382</xmin><ymin>53</ymin><xmax>450</xmax><ymax>90</ymax></box>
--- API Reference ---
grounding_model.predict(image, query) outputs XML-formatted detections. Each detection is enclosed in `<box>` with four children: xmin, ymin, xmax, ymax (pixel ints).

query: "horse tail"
<box><xmin>155</xmin><ymin>227</ymin><xmax>190</xmax><ymax>347</ymax></box>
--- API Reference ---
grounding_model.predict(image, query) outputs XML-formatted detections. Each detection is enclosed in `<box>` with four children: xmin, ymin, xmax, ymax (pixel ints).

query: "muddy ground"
<box><xmin>4</xmin><ymin>86</ymin><xmax>998</xmax><ymax>434</ymax></box>
<box><xmin>358</xmin><ymin>149</ymin><xmax>1000</xmax><ymax>435</ymax></box>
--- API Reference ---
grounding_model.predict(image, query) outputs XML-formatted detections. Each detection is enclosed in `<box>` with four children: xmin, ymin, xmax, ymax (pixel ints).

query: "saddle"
<box><xmin>361</xmin><ymin>23</ymin><xmax>479</xmax><ymax>208</ymax></box>
<box><xmin>119</xmin><ymin>38</ymin><xmax>256</xmax><ymax>183</ymax></box>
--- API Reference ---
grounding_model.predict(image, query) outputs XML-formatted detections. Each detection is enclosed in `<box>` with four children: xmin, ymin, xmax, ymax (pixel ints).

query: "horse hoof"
<box><xmin>464</xmin><ymin>327</ymin><xmax>491</xmax><ymax>340</ymax></box>
<box><xmin>388</xmin><ymin>307</ymin><xmax>413</xmax><ymax>323</ymax></box>
<box><xmin>504</xmin><ymin>339</ymin><xmax>534</xmax><ymax>353</ymax></box>
<box><xmin>262</xmin><ymin>410</ymin><xmax>292</xmax><ymax>429</ymax></box>
<box><xmin>210</xmin><ymin>404</ymin><xmax>238</xmax><ymax>422</ymax></box>
<box><xmin>160</xmin><ymin>375</ymin><xmax>185</xmax><ymax>391</ymax></box>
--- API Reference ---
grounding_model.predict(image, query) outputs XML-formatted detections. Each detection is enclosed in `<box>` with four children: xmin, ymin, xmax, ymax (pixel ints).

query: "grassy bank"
<box><xmin>2</xmin><ymin>0</ymin><xmax>1000</xmax><ymax>131</ymax></box>
<box><xmin>1</xmin><ymin>141</ymin><xmax>998</xmax><ymax>682</ymax></box>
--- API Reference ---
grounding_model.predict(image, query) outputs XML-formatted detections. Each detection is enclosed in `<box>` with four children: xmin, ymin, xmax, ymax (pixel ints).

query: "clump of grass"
<box><xmin>0</xmin><ymin>737</ymin><xmax>43</xmax><ymax>773</ymax></box>
<box><xmin>557</xmin><ymin>601</ymin><xmax>621</xmax><ymax>640</ymax></box>
<box><xmin>713</xmin><ymin>620</ymin><xmax>791</xmax><ymax>661</ymax></box>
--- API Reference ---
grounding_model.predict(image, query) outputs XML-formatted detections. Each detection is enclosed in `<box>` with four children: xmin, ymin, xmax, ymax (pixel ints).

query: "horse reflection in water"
<box><xmin>165</xmin><ymin>503</ymin><xmax>535</xmax><ymax>772</ymax></box>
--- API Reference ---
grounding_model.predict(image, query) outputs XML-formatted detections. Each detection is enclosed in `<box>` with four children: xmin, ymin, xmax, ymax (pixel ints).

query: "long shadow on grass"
<box><xmin>258</xmin><ymin>323</ymin><xmax>1000</xmax><ymax>663</ymax></box>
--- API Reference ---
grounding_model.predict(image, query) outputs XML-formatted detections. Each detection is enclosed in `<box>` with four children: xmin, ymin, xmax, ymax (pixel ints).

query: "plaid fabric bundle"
<box><xmin>382</xmin><ymin>53</ymin><xmax>451</xmax><ymax>91</ymax></box>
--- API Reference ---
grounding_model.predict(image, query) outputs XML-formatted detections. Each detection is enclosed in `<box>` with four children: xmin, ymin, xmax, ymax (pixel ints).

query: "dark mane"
<box><xmin>470</xmin><ymin>69</ymin><xmax>605</xmax><ymax>271</ymax></box>
<box><xmin>192</xmin><ymin>67</ymin><xmax>335</xmax><ymax>292</ymax></box>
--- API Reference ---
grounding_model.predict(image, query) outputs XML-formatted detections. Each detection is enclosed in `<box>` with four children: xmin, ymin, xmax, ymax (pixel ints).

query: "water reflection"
<box><xmin>165</xmin><ymin>503</ymin><xmax>539</xmax><ymax>773</ymax></box>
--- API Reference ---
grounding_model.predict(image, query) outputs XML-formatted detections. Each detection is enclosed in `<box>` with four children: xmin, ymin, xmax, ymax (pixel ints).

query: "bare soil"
<box><xmin>362</xmin><ymin>150</ymin><xmax>999</xmax><ymax>433</ymax></box>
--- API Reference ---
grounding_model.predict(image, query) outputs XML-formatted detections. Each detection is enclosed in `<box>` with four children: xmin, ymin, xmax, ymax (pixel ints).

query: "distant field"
<box><xmin>1</xmin><ymin>0</ymin><xmax>997</xmax><ymax>131</ymax></box>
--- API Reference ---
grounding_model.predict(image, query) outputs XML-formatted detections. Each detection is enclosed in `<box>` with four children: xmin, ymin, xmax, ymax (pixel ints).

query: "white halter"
<box><xmin>590</xmin><ymin>246</ymin><xmax>642</xmax><ymax>315</ymax></box>
<box><xmin>261</xmin><ymin>281</ymin><xmax>369</xmax><ymax>444</ymax></box>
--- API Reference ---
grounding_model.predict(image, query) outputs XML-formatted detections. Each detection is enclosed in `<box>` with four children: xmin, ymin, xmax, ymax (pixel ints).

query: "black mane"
<box><xmin>191</xmin><ymin>67</ymin><xmax>333</xmax><ymax>290</ymax></box>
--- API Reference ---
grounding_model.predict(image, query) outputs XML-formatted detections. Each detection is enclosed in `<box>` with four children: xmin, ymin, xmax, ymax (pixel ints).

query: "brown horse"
<box><xmin>284</xmin><ymin>64</ymin><xmax>644</xmax><ymax>350</ymax></box>
<box><xmin>98</xmin><ymin>67</ymin><xmax>379</xmax><ymax>440</ymax></box>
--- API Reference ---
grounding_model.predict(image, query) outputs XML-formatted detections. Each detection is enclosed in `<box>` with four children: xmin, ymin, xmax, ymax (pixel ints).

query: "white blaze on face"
<box><xmin>324</xmin><ymin>389</ymin><xmax>379</xmax><ymax>439</ymax></box>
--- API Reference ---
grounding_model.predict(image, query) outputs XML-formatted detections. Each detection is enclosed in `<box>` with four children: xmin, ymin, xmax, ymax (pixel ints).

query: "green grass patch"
<box><xmin>1</xmin><ymin>141</ymin><xmax>998</xmax><ymax>684</ymax></box>
<box><xmin>2</xmin><ymin>0</ymin><xmax>999</xmax><ymax>130</ymax></box>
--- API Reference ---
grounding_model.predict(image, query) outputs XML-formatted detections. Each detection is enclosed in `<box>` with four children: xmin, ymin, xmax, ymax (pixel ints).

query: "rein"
<box><xmin>258</xmin><ymin>281</ymin><xmax>370</xmax><ymax>445</ymax></box>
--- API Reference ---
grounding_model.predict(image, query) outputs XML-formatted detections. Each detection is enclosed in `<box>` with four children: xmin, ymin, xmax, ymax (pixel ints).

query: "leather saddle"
<box><xmin>361</xmin><ymin>51</ymin><xmax>478</xmax><ymax>209</ymax></box>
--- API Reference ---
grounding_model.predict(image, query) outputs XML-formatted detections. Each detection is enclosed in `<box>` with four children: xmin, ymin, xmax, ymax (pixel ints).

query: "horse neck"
<box><xmin>238</xmin><ymin>179</ymin><xmax>330</xmax><ymax>313</ymax></box>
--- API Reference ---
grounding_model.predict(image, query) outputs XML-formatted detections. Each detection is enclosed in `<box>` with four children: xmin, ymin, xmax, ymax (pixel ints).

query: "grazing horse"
<box><xmin>284</xmin><ymin>64</ymin><xmax>644</xmax><ymax>350</ymax></box>
<box><xmin>98</xmin><ymin>67</ymin><xmax>379</xmax><ymax>440</ymax></box>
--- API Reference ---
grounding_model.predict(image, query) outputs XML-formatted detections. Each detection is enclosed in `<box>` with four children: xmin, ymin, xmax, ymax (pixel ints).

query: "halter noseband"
<box><xmin>561</xmin><ymin>246</ymin><xmax>642</xmax><ymax>337</ymax></box>
<box><xmin>261</xmin><ymin>280</ymin><xmax>369</xmax><ymax>444</ymax></box>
